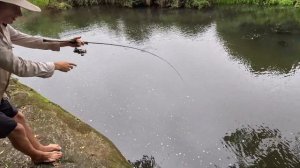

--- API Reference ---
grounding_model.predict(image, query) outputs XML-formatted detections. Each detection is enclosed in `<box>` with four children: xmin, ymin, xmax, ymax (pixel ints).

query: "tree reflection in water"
<box><xmin>129</xmin><ymin>155</ymin><xmax>161</xmax><ymax>168</ymax></box>
<box><xmin>223</xmin><ymin>126</ymin><xmax>300</xmax><ymax>168</ymax></box>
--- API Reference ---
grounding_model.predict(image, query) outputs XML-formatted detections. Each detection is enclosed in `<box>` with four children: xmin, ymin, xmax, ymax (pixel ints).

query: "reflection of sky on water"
<box><xmin>12</xmin><ymin>7</ymin><xmax>300</xmax><ymax>167</ymax></box>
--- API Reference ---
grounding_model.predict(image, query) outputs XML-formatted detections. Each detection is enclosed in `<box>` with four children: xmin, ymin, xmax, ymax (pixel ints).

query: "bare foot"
<box><xmin>32</xmin><ymin>151</ymin><xmax>63</xmax><ymax>164</ymax></box>
<box><xmin>39</xmin><ymin>144</ymin><xmax>62</xmax><ymax>152</ymax></box>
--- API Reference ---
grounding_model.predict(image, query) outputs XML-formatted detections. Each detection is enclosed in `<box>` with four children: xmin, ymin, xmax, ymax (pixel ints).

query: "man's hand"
<box><xmin>54</xmin><ymin>62</ymin><xmax>77</xmax><ymax>72</ymax></box>
<box><xmin>60</xmin><ymin>36</ymin><xmax>85</xmax><ymax>48</ymax></box>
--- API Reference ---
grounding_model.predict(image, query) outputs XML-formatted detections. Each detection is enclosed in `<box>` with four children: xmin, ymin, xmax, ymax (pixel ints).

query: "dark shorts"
<box><xmin>0</xmin><ymin>98</ymin><xmax>18</xmax><ymax>138</ymax></box>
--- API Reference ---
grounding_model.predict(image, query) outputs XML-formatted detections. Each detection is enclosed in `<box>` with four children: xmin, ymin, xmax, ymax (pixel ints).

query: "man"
<box><xmin>0</xmin><ymin>0</ymin><xmax>84</xmax><ymax>164</ymax></box>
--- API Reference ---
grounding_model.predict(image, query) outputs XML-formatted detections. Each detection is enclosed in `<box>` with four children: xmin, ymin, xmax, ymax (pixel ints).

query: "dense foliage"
<box><xmin>29</xmin><ymin>0</ymin><xmax>299</xmax><ymax>10</ymax></box>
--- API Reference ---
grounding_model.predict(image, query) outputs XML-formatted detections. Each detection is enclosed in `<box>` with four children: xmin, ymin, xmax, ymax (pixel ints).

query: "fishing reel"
<box><xmin>73</xmin><ymin>47</ymin><xmax>87</xmax><ymax>56</ymax></box>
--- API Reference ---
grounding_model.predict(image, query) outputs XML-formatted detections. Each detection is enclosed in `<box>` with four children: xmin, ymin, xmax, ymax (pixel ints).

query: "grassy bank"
<box><xmin>28</xmin><ymin>0</ymin><xmax>299</xmax><ymax>10</ymax></box>
<box><xmin>0</xmin><ymin>78</ymin><xmax>132</xmax><ymax>168</ymax></box>
<box><xmin>29</xmin><ymin>0</ymin><xmax>72</xmax><ymax>10</ymax></box>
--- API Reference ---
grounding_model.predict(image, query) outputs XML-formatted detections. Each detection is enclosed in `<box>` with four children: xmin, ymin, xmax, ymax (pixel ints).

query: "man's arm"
<box><xmin>7</xmin><ymin>25</ymin><xmax>61</xmax><ymax>51</ymax></box>
<box><xmin>8</xmin><ymin>25</ymin><xmax>84</xmax><ymax>50</ymax></box>
<box><xmin>0</xmin><ymin>47</ymin><xmax>75</xmax><ymax>77</ymax></box>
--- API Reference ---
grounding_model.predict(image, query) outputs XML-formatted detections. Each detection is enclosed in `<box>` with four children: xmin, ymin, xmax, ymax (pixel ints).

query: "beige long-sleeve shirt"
<box><xmin>0</xmin><ymin>24</ymin><xmax>61</xmax><ymax>100</ymax></box>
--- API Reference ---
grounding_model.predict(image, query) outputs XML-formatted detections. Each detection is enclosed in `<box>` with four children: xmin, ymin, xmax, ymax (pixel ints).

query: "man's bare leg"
<box><xmin>8</xmin><ymin>123</ymin><xmax>63</xmax><ymax>163</ymax></box>
<box><xmin>13</xmin><ymin>112</ymin><xmax>61</xmax><ymax>152</ymax></box>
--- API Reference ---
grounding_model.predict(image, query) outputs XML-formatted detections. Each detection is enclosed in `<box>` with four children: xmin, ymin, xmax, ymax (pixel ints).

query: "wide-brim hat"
<box><xmin>0</xmin><ymin>0</ymin><xmax>41</xmax><ymax>12</ymax></box>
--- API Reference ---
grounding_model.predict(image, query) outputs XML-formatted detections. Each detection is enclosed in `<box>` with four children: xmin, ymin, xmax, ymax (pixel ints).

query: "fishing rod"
<box><xmin>43</xmin><ymin>39</ymin><xmax>184</xmax><ymax>81</ymax></box>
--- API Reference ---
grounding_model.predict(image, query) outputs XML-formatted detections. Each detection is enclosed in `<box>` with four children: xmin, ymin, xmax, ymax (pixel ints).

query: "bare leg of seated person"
<box><xmin>13</xmin><ymin>112</ymin><xmax>62</xmax><ymax>152</ymax></box>
<box><xmin>8</xmin><ymin>123</ymin><xmax>63</xmax><ymax>163</ymax></box>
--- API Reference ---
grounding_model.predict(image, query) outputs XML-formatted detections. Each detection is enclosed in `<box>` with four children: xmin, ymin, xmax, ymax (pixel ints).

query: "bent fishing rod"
<box><xmin>43</xmin><ymin>39</ymin><xmax>184</xmax><ymax>81</ymax></box>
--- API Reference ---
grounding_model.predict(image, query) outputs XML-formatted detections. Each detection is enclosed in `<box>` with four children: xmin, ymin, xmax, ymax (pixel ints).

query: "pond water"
<box><xmin>13</xmin><ymin>6</ymin><xmax>300</xmax><ymax>168</ymax></box>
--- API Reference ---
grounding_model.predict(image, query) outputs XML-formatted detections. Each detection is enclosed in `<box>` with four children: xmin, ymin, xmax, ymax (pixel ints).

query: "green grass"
<box><xmin>29</xmin><ymin>0</ymin><xmax>50</xmax><ymax>7</ymax></box>
<box><xmin>215</xmin><ymin>0</ymin><xmax>295</xmax><ymax>5</ymax></box>
<box><xmin>29</xmin><ymin>0</ymin><xmax>72</xmax><ymax>10</ymax></box>
<box><xmin>186</xmin><ymin>0</ymin><xmax>211</xmax><ymax>9</ymax></box>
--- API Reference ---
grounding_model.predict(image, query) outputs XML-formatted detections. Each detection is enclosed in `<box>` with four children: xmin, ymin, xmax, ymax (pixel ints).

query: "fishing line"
<box><xmin>43</xmin><ymin>39</ymin><xmax>184</xmax><ymax>81</ymax></box>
